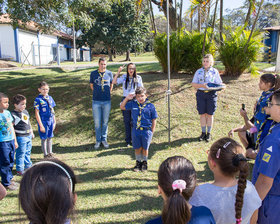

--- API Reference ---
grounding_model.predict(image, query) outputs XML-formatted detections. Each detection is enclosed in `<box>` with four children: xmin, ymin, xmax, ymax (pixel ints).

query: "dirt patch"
<box><xmin>0</xmin><ymin>60</ymin><xmax>17</xmax><ymax>68</ymax></box>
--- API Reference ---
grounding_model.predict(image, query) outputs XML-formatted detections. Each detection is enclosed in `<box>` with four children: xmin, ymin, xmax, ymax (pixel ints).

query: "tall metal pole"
<box><xmin>73</xmin><ymin>19</ymin><xmax>76</xmax><ymax>64</ymax></box>
<box><xmin>167</xmin><ymin>0</ymin><xmax>171</xmax><ymax>145</ymax></box>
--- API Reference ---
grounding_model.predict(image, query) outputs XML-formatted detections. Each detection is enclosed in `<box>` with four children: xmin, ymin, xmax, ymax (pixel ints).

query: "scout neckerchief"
<box><xmin>136</xmin><ymin>99</ymin><xmax>150</xmax><ymax>129</ymax></box>
<box><xmin>255</xmin><ymin>117</ymin><xmax>273</xmax><ymax>149</ymax></box>
<box><xmin>254</xmin><ymin>89</ymin><xmax>273</xmax><ymax>117</ymax></box>
<box><xmin>43</xmin><ymin>95</ymin><xmax>55</xmax><ymax>115</ymax></box>
<box><xmin>256</xmin><ymin>120</ymin><xmax>278</xmax><ymax>149</ymax></box>
<box><xmin>98</xmin><ymin>70</ymin><xmax>106</xmax><ymax>92</ymax></box>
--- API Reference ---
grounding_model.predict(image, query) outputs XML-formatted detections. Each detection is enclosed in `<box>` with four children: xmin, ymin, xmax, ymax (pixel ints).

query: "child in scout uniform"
<box><xmin>34</xmin><ymin>81</ymin><xmax>56</xmax><ymax>158</ymax></box>
<box><xmin>251</xmin><ymin>90</ymin><xmax>280</xmax><ymax>224</ymax></box>
<box><xmin>191</xmin><ymin>54</ymin><xmax>225</xmax><ymax>142</ymax></box>
<box><xmin>120</xmin><ymin>87</ymin><xmax>157</xmax><ymax>172</ymax></box>
<box><xmin>0</xmin><ymin>92</ymin><xmax>18</xmax><ymax>190</ymax></box>
<box><xmin>11</xmin><ymin>94</ymin><xmax>34</xmax><ymax>176</ymax></box>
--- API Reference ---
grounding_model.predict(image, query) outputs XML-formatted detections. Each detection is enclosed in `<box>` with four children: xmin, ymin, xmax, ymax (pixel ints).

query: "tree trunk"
<box><xmin>190</xmin><ymin>13</ymin><xmax>193</xmax><ymax>31</ymax></box>
<box><xmin>244</xmin><ymin>0</ymin><xmax>264</xmax><ymax>52</ymax></box>
<box><xmin>108</xmin><ymin>46</ymin><xmax>113</xmax><ymax>61</ymax></box>
<box><xmin>149</xmin><ymin>0</ymin><xmax>157</xmax><ymax>36</ymax></box>
<box><xmin>210</xmin><ymin>0</ymin><xmax>218</xmax><ymax>43</ymax></box>
<box><xmin>151</xmin><ymin>0</ymin><xmax>177</xmax><ymax>30</ymax></box>
<box><xmin>202</xmin><ymin>2</ymin><xmax>211</xmax><ymax>56</ymax></box>
<box><xmin>125</xmin><ymin>50</ymin><xmax>131</xmax><ymax>61</ymax></box>
<box><xmin>179</xmin><ymin>0</ymin><xmax>183</xmax><ymax>30</ymax></box>
<box><xmin>197</xmin><ymin>6</ymin><xmax>201</xmax><ymax>32</ymax></box>
<box><xmin>244</xmin><ymin>0</ymin><xmax>253</xmax><ymax>27</ymax></box>
<box><xmin>219</xmin><ymin>0</ymin><xmax>224</xmax><ymax>44</ymax></box>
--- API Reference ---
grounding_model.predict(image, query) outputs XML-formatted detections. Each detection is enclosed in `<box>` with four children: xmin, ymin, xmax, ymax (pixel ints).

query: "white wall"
<box><xmin>18</xmin><ymin>30</ymin><xmax>38</xmax><ymax>65</ymax></box>
<box><xmin>0</xmin><ymin>24</ymin><xmax>16</xmax><ymax>60</ymax></box>
<box><xmin>38</xmin><ymin>34</ymin><xmax>57</xmax><ymax>65</ymax></box>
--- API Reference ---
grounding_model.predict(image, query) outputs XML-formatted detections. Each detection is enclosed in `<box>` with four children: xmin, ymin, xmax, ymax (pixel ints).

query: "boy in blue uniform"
<box><xmin>120</xmin><ymin>87</ymin><xmax>157</xmax><ymax>172</ymax></box>
<box><xmin>251</xmin><ymin>90</ymin><xmax>280</xmax><ymax>224</ymax></box>
<box><xmin>191</xmin><ymin>54</ymin><xmax>225</xmax><ymax>142</ymax></box>
<box><xmin>0</xmin><ymin>92</ymin><xmax>18</xmax><ymax>190</ymax></box>
<box><xmin>34</xmin><ymin>81</ymin><xmax>56</xmax><ymax>158</ymax></box>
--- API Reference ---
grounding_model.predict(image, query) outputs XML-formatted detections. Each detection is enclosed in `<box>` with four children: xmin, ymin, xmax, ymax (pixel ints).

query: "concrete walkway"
<box><xmin>0</xmin><ymin>61</ymin><xmax>158</xmax><ymax>72</ymax></box>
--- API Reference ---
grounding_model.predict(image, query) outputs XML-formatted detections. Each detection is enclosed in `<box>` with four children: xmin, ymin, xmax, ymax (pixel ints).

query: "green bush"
<box><xmin>153</xmin><ymin>30</ymin><xmax>213</xmax><ymax>74</ymax></box>
<box><xmin>219</xmin><ymin>26</ymin><xmax>264</xmax><ymax>76</ymax></box>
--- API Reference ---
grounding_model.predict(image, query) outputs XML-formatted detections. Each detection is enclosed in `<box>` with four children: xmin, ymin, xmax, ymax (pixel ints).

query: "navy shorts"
<box><xmin>132</xmin><ymin>128</ymin><xmax>153</xmax><ymax>150</ymax></box>
<box><xmin>258</xmin><ymin>194</ymin><xmax>280</xmax><ymax>224</ymax></box>
<box><xmin>196</xmin><ymin>90</ymin><xmax>217</xmax><ymax>115</ymax></box>
<box><xmin>38</xmin><ymin>119</ymin><xmax>54</xmax><ymax>140</ymax></box>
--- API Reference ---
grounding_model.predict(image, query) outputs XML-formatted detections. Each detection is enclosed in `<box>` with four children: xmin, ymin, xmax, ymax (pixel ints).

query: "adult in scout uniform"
<box><xmin>90</xmin><ymin>57</ymin><xmax>113</xmax><ymax>149</ymax></box>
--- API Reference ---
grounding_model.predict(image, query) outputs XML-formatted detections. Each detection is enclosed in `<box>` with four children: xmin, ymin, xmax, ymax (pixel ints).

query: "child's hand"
<box><xmin>126</xmin><ymin>93</ymin><xmax>135</xmax><ymax>100</ymax></box>
<box><xmin>228</xmin><ymin>129</ymin><xmax>234</xmax><ymax>137</ymax></box>
<box><xmin>15</xmin><ymin>141</ymin><xmax>18</xmax><ymax>149</ymax></box>
<box><xmin>40</xmin><ymin>125</ymin><xmax>46</xmax><ymax>133</ymax></box>
<box><xmin>118</xmin><ymin>66</ymin><xmax>123</xmax><ymax>74</ymax></box>
<box><xmin>202</xmin><ymin>83</ymin><xmax>208</xmax><ymax>89</ymax></box>
<box><xmin>240</xmin><ymin>108</ymin><xmax>247</xmax><ymax>117</ymax></box>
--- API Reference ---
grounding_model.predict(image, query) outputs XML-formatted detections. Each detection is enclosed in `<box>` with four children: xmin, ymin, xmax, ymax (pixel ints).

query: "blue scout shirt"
<box><xmin>254</xmin><ymin>89</ymin><xmax>273</xmax><ymax>131</ymax></box>
<box><xmin>34</xmin><ymin>95</ymin><xmax>56</xmax><ymax>122</ymax></box>
<box><xmin>90</xmin><ymin>69</ymin><xmax>113</xmax><ymax>101</ymax></box>
<box><xmin>146</xmin><ymin>206</ymin><xmax>216</xmax><ymax>224</ymax></box>
<box><xmin>0</xmin><ymin>110</ymin><xmax>14</xmax><ymax>142</ymax></box>
<box><xmin>252</xmin><ymin>122</ymin><xmax>280</xmax><ymax>195</ymax></box>
<box><xmin>192</xmin><ymin>67</ymin><xmax>222</xmax><ymax>91</ymax></box>
<box><xmin>116</xmin><ymin>74</ymin><xmax>143</xmax><ymax>97</ymax></box>
<box><xmin>125</xmin><ymin>99</ymin><xmax>158</xmax><ymax>129</ymax></box>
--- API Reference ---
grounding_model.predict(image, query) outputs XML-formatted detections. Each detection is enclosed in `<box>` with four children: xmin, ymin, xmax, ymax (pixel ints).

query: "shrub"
<box><xmin>219</xmin><ymin>26</ymin><xmax>264</xmax><ymax>76</ymax></box>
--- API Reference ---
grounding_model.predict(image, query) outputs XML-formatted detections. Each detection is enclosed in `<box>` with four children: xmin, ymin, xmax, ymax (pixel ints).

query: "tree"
<box><xmin>80</xmin><ymin>0</ymin><xmax>149</xmax><ymax>61</ymax></box>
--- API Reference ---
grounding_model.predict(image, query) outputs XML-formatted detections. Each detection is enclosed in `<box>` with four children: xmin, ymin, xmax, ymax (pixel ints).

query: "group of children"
<box><xmin>0</xmin><ymin>81</ymin><xmax>56</xmax><ymax>190</ymax></box>
<box><xmin>1</xmin><ymin>55</ymin><xmax>280</xmax><ymax>224</ymax></box>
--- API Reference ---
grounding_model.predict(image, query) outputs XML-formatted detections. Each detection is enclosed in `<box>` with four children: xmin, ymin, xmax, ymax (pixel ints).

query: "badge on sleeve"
<box><xmin>262</xmin><ymin>153</ymin><xmax>271</xmax><ymax>163</ymax></box>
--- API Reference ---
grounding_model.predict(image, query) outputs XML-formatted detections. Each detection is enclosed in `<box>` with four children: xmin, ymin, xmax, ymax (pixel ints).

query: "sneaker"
<box><xmin>199</xmin><ymin>132</ymin><xmax>206</xmax><ymax>141</ymax></box>
<box><xmin>127</xmin><ymin>143</ymin><xmax>132</xmax><ymax>147</ymax></box>
<box><xmin>133</xmin><ymin>160</ymin><xmax>142</xmax><ymax>172</ymax></box>
<box><xmin>5</xmin><ymin>182</ymin><xmax>19</xmax><ymax>191</ymax></box>
<box><xmin>205</xmin><ymin>133</ymin><xmax>211</xmax><ymax>142</ymax></box>
<box><xmin>102</xmin><ymin>141</ymin><xmax>109</xmax><ymax>149</ymax></box>
<box><xmin>141</xmin><ymin>161</ymin><xmax>148</xmax><ymax>172</ymax></box>
<box><xmin>94</xmin><ymin>142</ymin><xmax>101</xmax><ymax>149</ymax></box>
<box><xmin>16</xmin><ymin>171</ymin><xmax>24</xmax><ymax>176</ymax></box>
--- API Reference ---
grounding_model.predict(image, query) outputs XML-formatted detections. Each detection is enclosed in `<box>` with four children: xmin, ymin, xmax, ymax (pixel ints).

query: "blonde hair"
<box><xmin>203</xmin><ymin>54</ymin><xmax>214</xmax><ymax>67</ymax></box>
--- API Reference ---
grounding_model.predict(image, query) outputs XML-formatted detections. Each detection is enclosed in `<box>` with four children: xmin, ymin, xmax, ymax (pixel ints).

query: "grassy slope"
<box><xmin>0</xmin><ymin>63</ymin><xmax>264</xmax><ymax>223</ymax></box>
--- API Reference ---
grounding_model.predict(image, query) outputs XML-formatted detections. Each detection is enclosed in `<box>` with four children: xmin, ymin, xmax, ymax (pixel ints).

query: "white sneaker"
<box><xmin>102</xmin><ymin>141</ymin><xmax>109</xmax><ymax>148</ymax></box>
<box><xmin>94</xmin><ymin>142</ymin><xmax>101</xmax><ymax>149</ymax></box>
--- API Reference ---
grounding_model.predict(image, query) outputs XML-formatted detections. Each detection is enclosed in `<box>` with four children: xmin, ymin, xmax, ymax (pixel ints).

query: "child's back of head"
<box><xmin>209</xmin><ymin>137</ymin><xmax>249</xmax><ymax>223</ymax></box>
<box><xmin>158</xmin><ymin>156</ymin><xmax>196</xmax><ymax>224</ymax></box>
<box><xmin>19</xmin><ymin>158</ymin><xmax>77</xmax><ymax>224</ymax></box>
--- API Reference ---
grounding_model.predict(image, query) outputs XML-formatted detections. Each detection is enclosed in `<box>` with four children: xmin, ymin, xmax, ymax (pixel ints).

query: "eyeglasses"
<box><xmin>268</xmin><ymin>102</ymin><xmax>280</xmax><ymax>107</ymax></box>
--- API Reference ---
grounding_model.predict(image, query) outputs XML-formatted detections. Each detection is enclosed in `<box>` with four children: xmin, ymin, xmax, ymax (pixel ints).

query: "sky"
<box><xmin>153</xmin><ymin>0</ymin><xmax>246</xmax><ymax>16</ymax></box>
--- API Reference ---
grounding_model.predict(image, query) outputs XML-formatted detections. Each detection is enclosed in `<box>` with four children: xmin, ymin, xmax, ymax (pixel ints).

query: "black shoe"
<box><xmin>205</xmin><ymin>133</ymin><xmax>211</xmax><ymax>142</ymax></box>
<box><xmin>141</xmin><ymin>161</ymin><xmax>148</xmax><ymax>172</ymax></box>
<box><xmin>199</xmin><ymin>132</ymin><xmax>206</xmax><ymax>141</ymax></box>
<box><xmin>133</xmin><ymin>160</ymin><xmax>142</xmax><ymax>172</ymax></box>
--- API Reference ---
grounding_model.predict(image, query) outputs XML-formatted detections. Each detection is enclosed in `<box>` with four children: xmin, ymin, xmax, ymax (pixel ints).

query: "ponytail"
<box><xmin>158</xmin><ymin>156</ymin><xmax>196</xmax><ymax>224</ymax></box>
<box><xmin>233</xmin><ymin>154</ymin><xmax>249</xmax><ymax>224</ymax></box>
<box><xmin>162</xmin><ymin>190</ymin><xmax>190</xmax><ymax>224</ymax></box>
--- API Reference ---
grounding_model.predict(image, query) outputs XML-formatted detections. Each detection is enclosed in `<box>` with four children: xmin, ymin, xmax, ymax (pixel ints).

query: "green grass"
<box><xmin>0</xmin><ymin>65</ymin><xmax>263</xmax><ymax>223</ymax></box>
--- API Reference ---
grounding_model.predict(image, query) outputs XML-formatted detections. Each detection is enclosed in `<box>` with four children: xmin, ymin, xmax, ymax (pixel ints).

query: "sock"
<box><xmin>47</xmin><ymin>138</ymin><xmax>52</xmax><ymax>154</ymax></box>
<box><xmin>135</xmin><ymin>154</ymin><xmax>141</xmax><ymax>161</ymax></box>
<box><xmin>201</xmin><ymin>126</ymin><xmax>206</xmax><ymax>133</ymax></box>
<box><xmin>207</xmin><ymin>126</ymin><xmax>212</xmax><ymax>133</ymax></box>
<box><xmin>41</xmin><ymin>139</ymin><xmax>47</xmax><ymax>156</ymax></box>
<box><xmin>142</xmin><ymin>155</ymin><xmax>148</xmax><ymax>161</ymax></box>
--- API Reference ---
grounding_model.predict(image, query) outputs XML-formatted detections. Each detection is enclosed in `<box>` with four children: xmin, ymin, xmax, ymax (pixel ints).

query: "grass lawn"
<box><xmin>0</xmin><ymin>63</ymin><xmax>267</xmax><ymax>223</ymax></box>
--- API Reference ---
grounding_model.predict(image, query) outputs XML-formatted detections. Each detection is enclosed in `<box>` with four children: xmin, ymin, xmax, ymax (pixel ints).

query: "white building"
<box><xmin>0</xmin><ymin>14</ymin><xmax>91</xmax><ymax>65</ymax></box>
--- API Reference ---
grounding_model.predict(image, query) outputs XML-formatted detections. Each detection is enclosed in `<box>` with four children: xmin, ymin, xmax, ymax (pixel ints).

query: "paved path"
<box><xmin>0</xmin><ymin>61</ymin><xmax>158</xmax><ymax>73</ymax></box>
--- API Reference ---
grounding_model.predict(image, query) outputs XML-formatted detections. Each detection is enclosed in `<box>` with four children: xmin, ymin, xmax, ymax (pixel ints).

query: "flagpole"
<box><xmin>167</xmin><ymin>0</ymin><xmax>171</xmax><ymax>145</ymax></box>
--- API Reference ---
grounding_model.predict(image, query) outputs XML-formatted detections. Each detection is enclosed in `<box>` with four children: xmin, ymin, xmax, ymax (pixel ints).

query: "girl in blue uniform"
<box><xmin>113</xmin><ymin>63</ymin><xmax>143</xmax><ymax>146</ymax></box>
<box><xmin>191</xmin><ymin>54</ymin><xmax>225</xmax><ymax>142</ymax></box>
<box><xmin>146</xmin><ymin>156</ymin><xmax>215</xmax><ymax>224</ymax></box>
<box><xmin>34</xmin><ymin>81</ymin><xmax>56</xmax><ymax>158</ymax></box>
<box><xmin>19</xmin><ymin>158</ymin><xmax>77</xmax><ymax>224</ymax></box>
